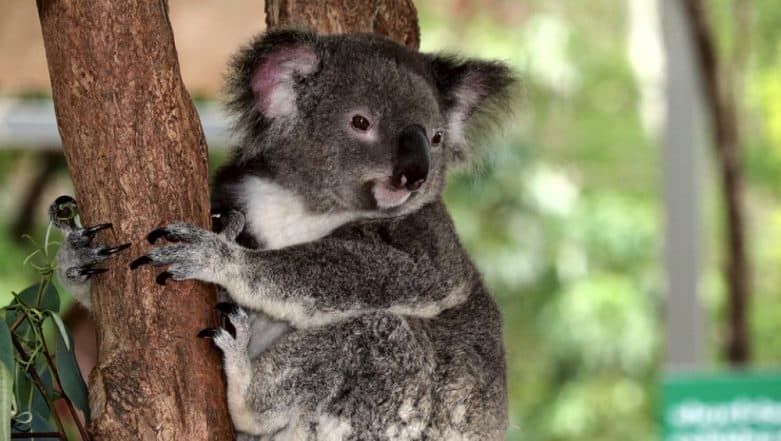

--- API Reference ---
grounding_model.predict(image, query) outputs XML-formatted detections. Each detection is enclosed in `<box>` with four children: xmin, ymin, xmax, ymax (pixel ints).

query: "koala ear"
<box><xmin>227</xmin><ymin>29</ymin><xmax>320</xmax><ymax>121</ymax></box>
<box><xmin>425</xmin><ymin>55</ymin><xmax>517</xmax><ymax>163</ymax></box>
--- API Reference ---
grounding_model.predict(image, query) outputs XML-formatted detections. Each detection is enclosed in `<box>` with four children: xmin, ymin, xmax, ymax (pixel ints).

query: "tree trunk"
<box><xmin>36</xmin><ymin>1</ymin><xmax>234</xmax><ymax>439</ymax></box>
<box><xmin>265</xmin><ymin>0</ymin><xmax>420</xmax><ymax>49</ymax></box>
<box><xmin>680</xmin><ymin>0</ymin><xmax>751</xmax><ymax>364</ymax></box>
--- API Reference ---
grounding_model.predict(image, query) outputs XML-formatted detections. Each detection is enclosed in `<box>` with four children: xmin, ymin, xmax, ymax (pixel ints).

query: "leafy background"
<box><xmin>1</xmin><ymin>0</ymin><xmax>780</xmax><ymax>440</ymax></box>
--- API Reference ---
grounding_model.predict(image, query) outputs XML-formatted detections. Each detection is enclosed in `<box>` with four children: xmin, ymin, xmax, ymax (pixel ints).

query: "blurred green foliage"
<box><xmin>0</xmin><ymin>1</ymin><xmax>779</xmax><ymax>440</ymax></box>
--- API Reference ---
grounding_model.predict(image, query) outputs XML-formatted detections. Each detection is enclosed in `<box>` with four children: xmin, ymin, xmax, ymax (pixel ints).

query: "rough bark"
<box><xmin>36</xmin><ymin>1</ymin><xmax>234</xmax><ymax>439</ymax></box>
<box><xmin>680</xmin><ymin>0</ymin><xmax>751</xmax><ymax>364</ymax></box>
<box><xmin>266</xmin><ymin>0</ymin><xmax>420</xmax><ymax>49</ymax></box>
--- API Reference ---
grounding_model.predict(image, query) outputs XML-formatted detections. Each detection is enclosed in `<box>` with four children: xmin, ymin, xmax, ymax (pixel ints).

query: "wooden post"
<box><xmin>36</xmin><ymin>1</ymin><xmax>234</xmax><ymax>439</ymax></box>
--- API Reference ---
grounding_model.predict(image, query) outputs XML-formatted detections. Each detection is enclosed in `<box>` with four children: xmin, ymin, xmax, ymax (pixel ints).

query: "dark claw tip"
<box><xmin>223</xmin><ymin>321</ymin><xmax>237</xmax><ymax>339</ymax></box>
<box><xmin>79</xmin><ymin>267</ymin><xmax>108</xmax><ymax>277</ymax></box>
<box><xmin>147</xmin><ymin>228</ymin><xmax>168</xmax><ymax>244</ymax></box>
<box><xmin>156</xmin><ymin>271</ymin><xmax>173</xmax><ymax>285</ymax></box>
<box><xmin>84</xmin><ymin>223</ymin><xmax>112</xmax><ymax>236</ymax></box>
<box><xmin>197</xmin><ymin>328</ymin><xmax>218</xmax><ymax>339</ymax></box>
<box><xmin>214</xmin><ymin>302</ymin><xmax>239</xmax><ymax>315</ymax></box>
<box><xmin>129</xmin><ymin>256</ymin><xmax>152</xmax><ymax>270</ymax></box>
<box><xmin>99</xmin><ymin>243</ymin><xmax>132</xmax><ymax>256</ymax></box>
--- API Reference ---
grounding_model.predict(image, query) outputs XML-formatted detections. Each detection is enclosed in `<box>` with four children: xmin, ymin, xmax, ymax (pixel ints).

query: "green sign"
<box><xmin>662</xmin><ymin>371</ymin><xmax>781</xmax><ymax>441</ymax></box>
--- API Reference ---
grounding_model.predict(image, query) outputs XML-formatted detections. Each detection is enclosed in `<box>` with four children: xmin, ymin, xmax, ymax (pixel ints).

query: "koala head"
<box><xmin>224</xmin><ymin>29</ymin><xmax>516</xmax><ymax>218</ymax></box>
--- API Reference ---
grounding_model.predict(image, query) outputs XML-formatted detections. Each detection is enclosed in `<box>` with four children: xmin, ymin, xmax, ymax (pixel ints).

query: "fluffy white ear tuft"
<box><xmin>250</xmin><ymin>44</ymin><xmax>319</xmax><ymax>119</ymax></box>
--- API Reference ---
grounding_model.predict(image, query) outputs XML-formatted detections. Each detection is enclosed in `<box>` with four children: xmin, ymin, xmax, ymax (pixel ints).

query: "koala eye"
<box><xmin>351</xmin><ymin>115</ymin><xmax>371</xmax><ymax>131</ymax></box>
<box><xmin>431</xmin><ymin>131</ymin><xmax>444</xmax><ymax>146</ymax></box>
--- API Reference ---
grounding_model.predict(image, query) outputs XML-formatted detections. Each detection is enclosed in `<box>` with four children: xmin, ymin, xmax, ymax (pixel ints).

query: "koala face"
<box><xmin>225</xmin><ymin>30</ymin><xmax>515</xmax><ymax>219</ymax></box>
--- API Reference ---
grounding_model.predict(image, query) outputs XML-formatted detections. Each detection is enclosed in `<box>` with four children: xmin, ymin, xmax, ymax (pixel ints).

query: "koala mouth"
<box><xmin>371</xmin><ymin>179</ymin><xmax>413</xmax><ymax>210</ymax></box>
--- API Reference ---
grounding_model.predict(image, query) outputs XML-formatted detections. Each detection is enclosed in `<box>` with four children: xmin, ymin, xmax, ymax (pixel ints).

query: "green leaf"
<box><xmin>13</xmin><ymin>368</ymin><xmax>51</xmax><ymax>433</ymax></box>
<box><xmin>31</xmin><ymin>370</ymin><xmax>51</xmax><ymax>418</ymax></box>
<box><xmin>54</xmin><ymin>328</ymin><xmax>89</xmax><ymax>421</ymax></box>
<box><xmin>0</xmin><ymin>364</ymin><xmax>12</xmax><ymax>441</ymax></box>
<box><xmin>0</xmin><ymin>320</ymin><xmax>13</xmax><ymax>373</ymax></box>
<box><xmin>45</xmin><ymin>313</ymin><xmax>69</xmax><ymax>352</ymax></box>
<box><xmin>29</xmin><ymin>410</ymin><xmax>56</xmax><ymax>435</ymax></box>
<box><xmin>3</xmin><ymin>308</ymin><xmax>30</xmax><ymax>342</ymax></box>
<box><xmin>14</xmin><ymin>283</ymin><xmax>60</xmax><ymax>314</ymax></box>
<box><xmin>0</xmin><ymin>321</ymin><xmax>13</xmax><ymax>441</ymax></box>
<box><xmin>13</xmin><ymin>366</ymin><xmax>32</xmax><ymax>418</ymax></box>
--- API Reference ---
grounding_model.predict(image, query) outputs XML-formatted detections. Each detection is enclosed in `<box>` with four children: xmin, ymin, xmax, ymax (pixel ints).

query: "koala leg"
<box><xmin>199</xmin><ymin>303</ymin><xmax>291</xmax><ymax>438</ymax></box>
<box><xmin>50</xmin><ymin>196</ymin><xmax>131</xmax><ymax>310</ymax></box>
<box><xmin>204</xmin><ymin>311</ymin><xmax>435</xmax><ymax>440</ymax></box>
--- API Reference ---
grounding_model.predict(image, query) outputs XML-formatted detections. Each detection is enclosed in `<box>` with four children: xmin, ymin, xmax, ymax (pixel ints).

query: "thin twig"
<box><xmin>680</xmin><ymin>0</ymin><xmax>751</xmax><ymax>364</ymax></box>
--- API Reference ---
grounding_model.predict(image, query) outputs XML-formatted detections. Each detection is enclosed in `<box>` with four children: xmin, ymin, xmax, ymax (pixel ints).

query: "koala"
<box><xmin>56</xmin><ymin>28</ymin><xmax>515</xmax><ymax>440</ymax></box>
<box><xmin>49</xmin><ymin>195</ymin><xmax>131</xmax><ymax>310</ymax></box>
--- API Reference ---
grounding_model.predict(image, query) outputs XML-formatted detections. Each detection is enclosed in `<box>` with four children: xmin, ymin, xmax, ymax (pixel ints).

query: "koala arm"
<box><xmin>226</xmin><ymin>238</ymin><xmax>471</xmax><ymax>327</ymax></box>
<box><xmin>132</xmin><ymin>223</ymin><xmax>471</xmax><ymax>328</ymax></box>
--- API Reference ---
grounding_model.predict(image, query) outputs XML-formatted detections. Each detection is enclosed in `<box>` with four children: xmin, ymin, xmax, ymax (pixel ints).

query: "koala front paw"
<box><xmin>50</xmin><ymin>196</ymin><xmax>131</xmax><ymax>308</ymax></box>
<box><xmin>130</xmin><ymin>223</ymin><xmax>233</xmax><ymax>285</ymax></box>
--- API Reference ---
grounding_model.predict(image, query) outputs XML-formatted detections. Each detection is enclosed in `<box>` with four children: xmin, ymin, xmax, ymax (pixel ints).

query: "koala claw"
<box><xmin>83</xmin><ymin>223</ymin><xmax>113</xmax><ymax>237</ymax></box>
<box><xmin>131</xmin><ymin>223</ymin><xmax>230</xmax><ymax>285</ymax></box>
<box><xmin>129</xmin><ymin>255</ymin><xmax>152</xmax><ymax>270</ymax></box>
<box><xmin>99</xmin><ymin>242</ymin><xmax>132</xmax><ymax>256</ymax></box>
<box><xmin>50</xmin><ymin>195</ymin><xmax>132</xmax><ymax>308</ymax></box>
<box><xmin>155</xmin><ymin>271</ymin><xmax>174</xmax><ymax>285</ymax></box>
<box><xmin>77</xmin><ymin>267</ymin><xmax>108</xmax><ymax>277</ymax></box>
<box><xmin>197</xmin><ymin>328</ymin><xmax>220</xmax><ymax>339</ymax></box>
<box><xmin>147</xmin><ymin>227</ymin><xmax>170</xmax><ymax>244</ymax></box>
<box><xmin>215</xmin><ymin>302</ymin><xmax>240</xmax><ymax>315</ymax></box>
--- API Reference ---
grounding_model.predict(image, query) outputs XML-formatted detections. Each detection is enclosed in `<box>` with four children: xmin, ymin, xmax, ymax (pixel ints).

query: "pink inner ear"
<box><xmin>250</xmin><ymin>46</ymin><xmax>318</xmax><ymax>116</ymax></box>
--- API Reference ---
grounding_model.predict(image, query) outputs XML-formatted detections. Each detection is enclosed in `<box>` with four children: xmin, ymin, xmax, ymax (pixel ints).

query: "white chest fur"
<box><xmin>237</xmin><ymin>176</ymin><xmax>359</xmax><ymax>250</ymax></box>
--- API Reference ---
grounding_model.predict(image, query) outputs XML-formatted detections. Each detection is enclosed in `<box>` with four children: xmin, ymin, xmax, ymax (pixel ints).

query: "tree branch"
<box><xmin>680</xmin><ymin>0</ymin><xmax>751</xmax><ymax>364</ymax></box>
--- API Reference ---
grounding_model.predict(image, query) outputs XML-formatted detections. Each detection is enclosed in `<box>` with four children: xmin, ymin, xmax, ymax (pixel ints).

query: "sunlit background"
<box><xmin>1</xmin><ymin>1</ymin><xmax>780</xmax><ymax>440</ymax></box>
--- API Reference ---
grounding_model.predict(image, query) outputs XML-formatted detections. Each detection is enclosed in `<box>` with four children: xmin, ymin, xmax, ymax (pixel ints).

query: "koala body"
<box><xmin>58</xmin><ymin>29</ymin><xmax>515</xmax><ymax>440</ymax></box>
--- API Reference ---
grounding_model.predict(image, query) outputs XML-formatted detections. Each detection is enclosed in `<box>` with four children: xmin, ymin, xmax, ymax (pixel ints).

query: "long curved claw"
<box><xmin>147</xmin><ymin>228</ymin><xmax>168</xmax><ymax>244</ymax></box>
<box><xmin>155</xmin><ymin>271</ymin><xmax>173</xmax><ymax>285</ymax></box>
<box><xmin>214</xmin><ymin>302</ymin><xmax>240</xmax><ymax>315</ymax></box>
<box><xmin>78</xmin><ymin>267</ymin><xmax>108</xmax><ymax>277</ymax></box>
<box><xmin>99</xmin><ymin>243</ymin><xmax>131</xmax><ymax>256</ymax></box>
<box><xmin>129</xmin><ymin>256</ymin><xmax>153</xmax><ymax>270</ymax></box>
<box><xmin>197</xmin><ymin>328</ymin><xmax>219</xmax><ymax>339</ymax></box>
<box><xmin>83</xmin><ymin>223</ymin><xmax>113</xmax><ymax>237</ymax></box>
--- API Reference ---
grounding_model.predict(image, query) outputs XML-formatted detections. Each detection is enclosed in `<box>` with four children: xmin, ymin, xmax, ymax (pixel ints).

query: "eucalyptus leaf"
<box><xmin>31</xmin><ymin>370</ymin><xmax>51</xmax><ymax>419</ymax></box>
<box><xmin>13</xmin><ymin>366</ymin><xmax>32</xmax><ymax>417</ymax></box>
<box><xmin>13</xmin><ymin>283</ymin><xmax>59</xmax><ymax>313</ymax></box>
<box><xmin>29</xmin><ymin>410</ymin><xmax>56</xmax><ymax>439</ymax></box>
<box><xmin>0</xmin><ymin>364</ymin><xmax>12</xmax><ymax>441</ymax></box>
<box><xmin>0</xmin><ymin>320</ymin><xmax>13</xmax><ymax>372</ymax></box>
<box><xmin>54</xmin><ymin>328</ymin><xmax>89</xmax><ymax>420</ymax></box>
<box><xmin>45</xmin><ymin>313</ymin><xmax>69</xmax><ymax>352</ymax></box>
<box><xmin>3</xmin><ymin>308</ymin><xmax>30</xmax><ymax>341</ymax></box>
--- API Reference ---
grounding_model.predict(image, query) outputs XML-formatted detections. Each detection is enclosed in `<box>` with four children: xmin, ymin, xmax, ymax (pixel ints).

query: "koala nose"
<box><xmin>392</xmin><ymin>124</ymin><xmax>430</xmax><ymax>191</ymax></box>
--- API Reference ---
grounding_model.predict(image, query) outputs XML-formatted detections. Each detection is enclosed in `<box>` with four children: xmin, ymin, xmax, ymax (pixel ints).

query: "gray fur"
<box><xmin>147</xmin><ymin>29</ymin><xmax>516</xmax><ymax>440</ymax></box>
<box><xmin>49</xmin><ymin>196</ymin><xmax>130</xmax><ymax>310</ymax></box>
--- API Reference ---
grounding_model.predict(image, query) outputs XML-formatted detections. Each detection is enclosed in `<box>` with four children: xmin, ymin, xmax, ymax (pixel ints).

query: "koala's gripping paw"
<box><xmin>130</xmin><ymin>223</ymin><xmax>234</xmax><ymax>285</ymax></box>
<box><xmin>198</xmin><ymin>303</ymin><xmax>251</xmax><ymax>354</ymax></box>
<box><xmin>50</xmin><ymin>196</ymin><xmax>131</xmax><ymax>306</ymax></box>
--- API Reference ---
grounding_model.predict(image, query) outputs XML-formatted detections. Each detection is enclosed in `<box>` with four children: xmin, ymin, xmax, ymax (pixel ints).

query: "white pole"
<box><xmin>660</xmin><ymin>0</ymin><xmax>706</xmax><ymax>367</ymax></box>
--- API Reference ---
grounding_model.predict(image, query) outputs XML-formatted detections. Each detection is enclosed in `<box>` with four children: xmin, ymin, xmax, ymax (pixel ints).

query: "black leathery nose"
<box><xmin>392</xmin><ymin>124</ymin><xmax>430</xmax><ymax>191</ymax></box>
